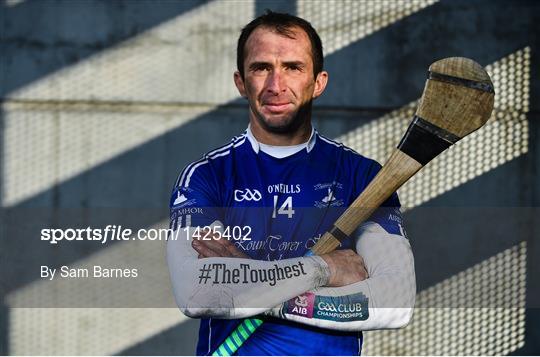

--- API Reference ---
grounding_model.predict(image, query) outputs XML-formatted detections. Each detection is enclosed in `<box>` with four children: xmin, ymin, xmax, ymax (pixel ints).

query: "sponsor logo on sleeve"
<box><xmin>313</xmin><ymin>293</ymin><xmax>369</xmax><ymax>322</ymax></box>
<box><xmin>173</xmin><ymin>193</ymin><xmax>187</xmax><ymax>206</ymax></box>
<box><xmin>171</xmin><ymin>187</ymin><xmax>196</xmax><ymax>208</ymax></box>
<box><xmin>388</xmin><ymin>207</ymin><xmax>403</xmax><ymax>225</ymax></box>
<box><xmin>286</xmin><ymin>292</ymin><xmax>315</xmax><ymax>318</ymax></box>
<box><xmin>370</xmin><ymin>207</ymin><xmax>406</xmax><ymax>236</ymax></box>
<box><xmin>172</xmin><ymin>207</ymin><xmax>205</xmax><ymax>229</ymax></box>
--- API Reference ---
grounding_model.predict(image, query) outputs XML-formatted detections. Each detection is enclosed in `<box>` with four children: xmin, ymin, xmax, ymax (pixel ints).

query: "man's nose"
<box><xmin>266</xmin><ymin>70</ymin><xmax>286</xmax><ymax>94</ymax></box>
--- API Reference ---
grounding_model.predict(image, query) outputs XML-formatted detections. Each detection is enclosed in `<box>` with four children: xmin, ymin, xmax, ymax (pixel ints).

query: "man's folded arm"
<box><xmin>264</xmin><ymin>222</ymin><xmax>416</xmax><ymax>331</ymax></box>
<box><xmin>167</xmin><ymin>223</ymin><xmax>331</xmax><ymax>319</ymax></box>
<box><xmin>167</xmin><ymin>164</ymin><xmax>331</xmax><ymax>319</ymax></box>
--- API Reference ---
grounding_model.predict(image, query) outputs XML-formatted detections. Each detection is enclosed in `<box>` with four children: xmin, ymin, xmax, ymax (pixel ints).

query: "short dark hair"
<box><xmin>236</xmin><ymin>11</ymin><xmax>324</xmax><ymax>79</ymax></box>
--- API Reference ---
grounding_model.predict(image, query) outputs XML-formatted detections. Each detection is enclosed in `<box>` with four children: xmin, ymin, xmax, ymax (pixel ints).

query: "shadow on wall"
<box><xmin>1</xmin><ymin>2</ymin><xmax>209</xmax><ymax>355</ymax></box>
<box><xmin>0</xmin><ymin>0</ymin><xmax>539</xmax><ymax>355</ymax></box>
<box><xmin>0</xmin><ymin>303</ymin><xmax>6</xmax><ymax>355</ymax></box>
<box><xmin>117</xmin><ymin>318</ymin><xmax>200</xmax><ymax>356</ymax></box>
<box><xmin>0</xmin><ymin>0</ymin><xmax>209</xmax><ymax>96</ymax></box>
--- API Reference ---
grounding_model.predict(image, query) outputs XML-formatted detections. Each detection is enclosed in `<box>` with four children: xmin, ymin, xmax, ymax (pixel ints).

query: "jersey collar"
<box><xmin>246</xmin><ymin>124</ymin><xmax>317</xmax><ymax>154</ymax></box>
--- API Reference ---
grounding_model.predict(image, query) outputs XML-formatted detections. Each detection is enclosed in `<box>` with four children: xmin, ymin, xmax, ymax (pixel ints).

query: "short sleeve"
<box><xmin>169</xmin><ymin>161</ymin><xmax>224</xmax><ymax>231</ymax></box>
<box><xmin>361</xmin><ymin>160</ymin><xmax>406</xmax><ymax>237</ymax></box>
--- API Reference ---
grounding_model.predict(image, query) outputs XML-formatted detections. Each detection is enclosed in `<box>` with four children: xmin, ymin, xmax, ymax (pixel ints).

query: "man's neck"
<box><xmin>249</xmin><ymin>119</ymin><xmax>312</xmax><ymax>146</ymax></box>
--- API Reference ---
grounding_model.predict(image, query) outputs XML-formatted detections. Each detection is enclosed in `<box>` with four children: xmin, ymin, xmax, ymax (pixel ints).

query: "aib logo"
<box><xmin>234</xmin><ymin>189</ymin><xmax>262</xmax><ymax>202</ymax></box>
<box><xmin>295</xmin><ymin>295</ymin><xmax>309</xmax><ymax>308</ymax></box>
<box><xmin>288</xmin><ymin>292</ymin><xmax>314</xmax><ymax>318</ymax></box>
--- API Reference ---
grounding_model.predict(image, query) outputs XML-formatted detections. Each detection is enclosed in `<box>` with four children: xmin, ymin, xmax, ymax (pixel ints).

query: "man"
<box><xmin>167</xmin><ymin>11</ymin><xmax>415</xmax><ymax>356</ymax></box>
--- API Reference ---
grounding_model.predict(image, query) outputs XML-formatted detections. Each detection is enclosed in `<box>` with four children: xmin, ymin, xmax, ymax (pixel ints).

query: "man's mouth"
<box><xmin>263</xmin><ymin>102</ymin><xmax>291</xmax><ymax>113</ymax></box>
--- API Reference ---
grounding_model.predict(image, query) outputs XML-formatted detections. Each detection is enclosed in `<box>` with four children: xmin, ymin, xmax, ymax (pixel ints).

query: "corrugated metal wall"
<box><xmin>1</xmin><ymin>0</ymin><xmax>538</xmax><ymax>355</ymax></box>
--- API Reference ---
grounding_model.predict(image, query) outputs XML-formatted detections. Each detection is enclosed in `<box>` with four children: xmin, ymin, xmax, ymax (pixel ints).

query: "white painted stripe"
<box><xmin>299</xmin><ymin>0</ymin><xmax>439</xmax><ymax>55</ymax></box>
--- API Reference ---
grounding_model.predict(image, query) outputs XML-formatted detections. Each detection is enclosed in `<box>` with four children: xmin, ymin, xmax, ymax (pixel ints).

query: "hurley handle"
<box><xmin>310</xmin><ymin>149</ymin><xmax>422</xmax><ymax>255</ymax></box>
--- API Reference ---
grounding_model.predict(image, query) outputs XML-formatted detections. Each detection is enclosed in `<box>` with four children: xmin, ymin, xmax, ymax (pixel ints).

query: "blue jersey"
<box><xmin>170</xmin><ymin>128</ymin><xmax>403</xmax><ymax>356</ymax></box>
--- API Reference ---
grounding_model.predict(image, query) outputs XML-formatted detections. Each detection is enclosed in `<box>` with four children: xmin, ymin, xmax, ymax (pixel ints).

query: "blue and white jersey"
<box><xmin>170</xmin><ymin>127</ymin><xmax>404</xmax><ymax>356</ymax></box>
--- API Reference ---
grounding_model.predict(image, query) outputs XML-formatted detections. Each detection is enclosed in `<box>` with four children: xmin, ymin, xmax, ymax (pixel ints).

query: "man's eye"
<box><xmin>286</xmin><ymin>65</ymin><xmax>301</xmax><ymax>71</ymax></box>
<box><xmin>253</xmin><ymin>65</ymin><xmax>270</xmax><ymax>72</ymax></box>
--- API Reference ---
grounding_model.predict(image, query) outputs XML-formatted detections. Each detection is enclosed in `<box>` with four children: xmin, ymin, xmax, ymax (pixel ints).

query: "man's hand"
<box><xmin>320</xmin><ymin>249</ymin><xmax>369</xmax><ymax>287</ymax></box>
<box><xmin>191</xmin><ymin>228</ymin><xmax>249</xmax><ymax>258</ymax></box>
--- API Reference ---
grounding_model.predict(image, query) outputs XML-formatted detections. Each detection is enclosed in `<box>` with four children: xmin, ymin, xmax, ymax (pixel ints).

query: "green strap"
<box><xmin>213</xmin><ymin>344</ymin><xmax>229</xmax><ymax>356</ymax></box>
<box><xmin>244</xmin><ymin>318</ymin><xmax>256</xmax><ymax>331</ymax></box>
<box><xmin>231</xmin><ymin>330</ymin><xmax>243</xmax><ymax>347</ymax></box>
<box><xmin>237</xmin><ymin>324</ymin><xmax>249</xmax><ymax>340</ymax></box>
<box><xmin>225</xmin><ymin>337</ymin><xmax>236</xmax><ymax>353</ymax></box>
<box><xmin>211</xmin><ymin>318</ymin><xmax>263</xmax><ymax>356</ymax></box>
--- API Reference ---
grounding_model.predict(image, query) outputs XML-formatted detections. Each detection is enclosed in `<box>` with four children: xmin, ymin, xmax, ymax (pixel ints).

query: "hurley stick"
<box><xmin>312</xmin><ymin>57</ymin><xmax>494</xmax><ymax>254</ymax></box>
<box><xmin>212</xmin><ymin>57</ymin><xmax>495</xmax><ymax>356</ymax></box>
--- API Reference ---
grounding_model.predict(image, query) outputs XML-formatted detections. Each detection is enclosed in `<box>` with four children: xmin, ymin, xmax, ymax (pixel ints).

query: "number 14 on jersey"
<box><xmin>272</xmin><ymin>195</ymin><xmax>295</xmax><ymax>218</ymax></box>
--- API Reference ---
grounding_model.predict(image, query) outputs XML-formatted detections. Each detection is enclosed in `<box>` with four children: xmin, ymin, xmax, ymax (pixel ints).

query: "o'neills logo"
<box><xmin>287</xmin><ymin>292</ymin><xmax>315</xmax><ymax>318</ymax></box>
<box><xmin>267</xmin><ymin>183</ymin><xmax>301</xmax><ymax>194</ymax></box>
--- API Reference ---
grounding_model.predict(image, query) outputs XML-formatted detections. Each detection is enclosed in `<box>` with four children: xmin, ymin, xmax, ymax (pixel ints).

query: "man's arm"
<box><xmin>167</xmin><ymin>222</ymin><xmax>328</xmax><ymax>319</ymax></box>
<box><xmin>267</xmin><ymin>222</ymin><xmax>416</xmax><ymax>331</ymax></box>
<box><xmin>167</xmin><ymin>222</ymin><xmax>368</xmax><ymax>319</ymax></box>
<box><xmin>168</xmin><ymin>162</ymin><xmax>330</xmax><ymax>319</ymax></box>
<box><xmin>192</xmin><ymin>221</ymin><xmax>415</xmax><ymax>331</ymax></box>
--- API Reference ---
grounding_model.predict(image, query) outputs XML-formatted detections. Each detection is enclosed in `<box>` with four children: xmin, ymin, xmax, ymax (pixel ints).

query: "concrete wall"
<box><xmin>1</xmin><ymin>0</ymin><xmax>539</xmax><ymax>355</ymax></box>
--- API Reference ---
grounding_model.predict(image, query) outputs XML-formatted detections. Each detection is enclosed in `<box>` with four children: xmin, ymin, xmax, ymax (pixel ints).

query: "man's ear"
<box><xmin>312</xmin><ymin>71</ymin><xmax>328</xmax><ymax>99</ymax></box>
<box><xmin>234</xmin><ymin>71</ymin><xmax>247</xmax><ymax>98</ymax></box>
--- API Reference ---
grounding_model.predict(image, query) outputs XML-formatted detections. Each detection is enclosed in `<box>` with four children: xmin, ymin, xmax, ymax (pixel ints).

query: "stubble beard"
<box><xmin>254</xmin><ymin>100</ymin><xmax>313</xmax><ymax>134</ymax></box>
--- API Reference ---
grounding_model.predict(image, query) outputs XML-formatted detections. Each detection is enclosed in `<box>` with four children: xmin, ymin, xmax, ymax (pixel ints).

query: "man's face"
<box><xmin>234</xmin><ymin>26</ymin><xmax>327</xmax><ymax>134</ymax></box>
